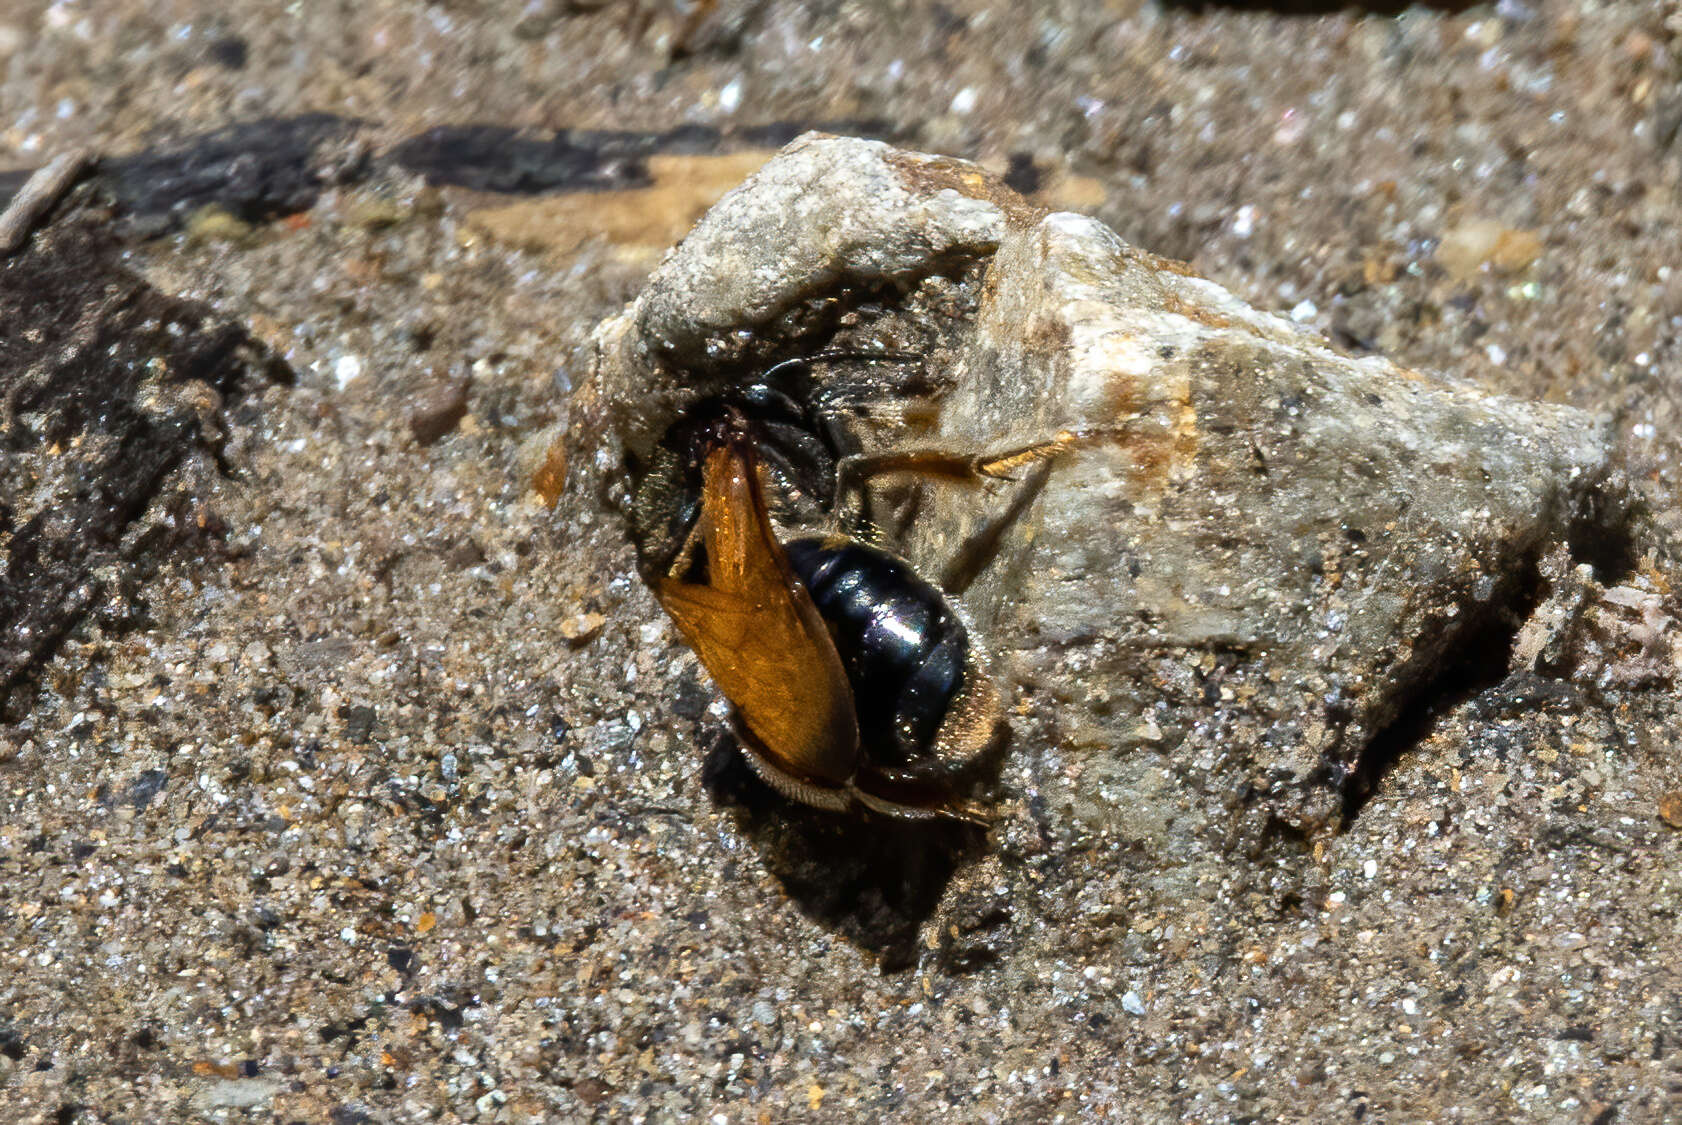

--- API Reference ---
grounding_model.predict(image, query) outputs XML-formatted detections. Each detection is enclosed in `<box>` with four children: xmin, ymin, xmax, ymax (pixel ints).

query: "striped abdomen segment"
<box><xmin>782</xmin><ymin>537</ymin><xmax>968</xmax><ymax>766</ymax></box>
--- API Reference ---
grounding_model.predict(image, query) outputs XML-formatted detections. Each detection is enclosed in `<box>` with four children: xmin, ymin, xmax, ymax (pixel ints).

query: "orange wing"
<box><xmin>654</xmin><ymin>442</ymin><xmax>860</xmax><ymax>787</ymax></box>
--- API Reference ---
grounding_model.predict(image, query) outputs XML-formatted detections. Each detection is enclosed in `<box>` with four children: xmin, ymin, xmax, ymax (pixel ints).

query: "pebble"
<box><xmin>191</xmin><ymin>1078</ymin><xmax>279</xmax><ymax>1110</ymax></box>
<box><xmin>558</xmin><ymin>612</ymin><xmax>607</xmax><ymax>645</ymax></box>
<box><xmin>408</xmin><ymin>375</ymin><xmax>471</xmax><ymax>444</ymax></box>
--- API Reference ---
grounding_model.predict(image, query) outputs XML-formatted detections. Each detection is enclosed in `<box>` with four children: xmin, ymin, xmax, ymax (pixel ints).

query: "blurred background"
<box><xmin>9</xmin><ymin>1</ymin><xmax>1681</xmax><ymax>516</ymax></box>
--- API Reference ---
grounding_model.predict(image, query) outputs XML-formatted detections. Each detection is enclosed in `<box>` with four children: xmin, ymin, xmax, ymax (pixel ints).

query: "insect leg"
<box><xmin>834</xmin><ymin>423</ymin><xmax>1140</xmax><ymax>504</ymax></box>
<box><xmin>761</xmin><ymin>350</ymin><xmax>924</xmax><ymax>386</ymax></box>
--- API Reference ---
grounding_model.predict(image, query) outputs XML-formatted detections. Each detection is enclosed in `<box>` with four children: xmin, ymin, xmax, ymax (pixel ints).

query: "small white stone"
<box><xmin>333</xmin><ymin>354</ymin><xmax>363</xmax><ymax>387</ymax></box>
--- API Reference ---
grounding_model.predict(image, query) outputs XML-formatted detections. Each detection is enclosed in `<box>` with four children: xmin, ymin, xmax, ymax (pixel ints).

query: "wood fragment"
<box><xmin>0</xmin><ymin>148</ymin><xmax>94</xmax><ymax>256</ymax></box>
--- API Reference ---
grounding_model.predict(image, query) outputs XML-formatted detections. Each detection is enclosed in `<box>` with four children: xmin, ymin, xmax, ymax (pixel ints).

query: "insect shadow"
<box><xmin>700</xmin><ymin>725</ymin><xmax>1005</xmax><ymax>971</ymax></box>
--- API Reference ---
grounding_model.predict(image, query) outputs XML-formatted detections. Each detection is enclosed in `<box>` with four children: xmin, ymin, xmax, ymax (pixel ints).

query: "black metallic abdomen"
<box><xmin>783</xmin><ymin>538</ymin><xmax>968</xmax><ymax>764</ymax></box>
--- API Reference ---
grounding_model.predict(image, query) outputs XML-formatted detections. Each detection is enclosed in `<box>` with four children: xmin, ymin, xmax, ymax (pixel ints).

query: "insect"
<box><xmin>632</xmin><ymin>355</ymin><xmax>1101</xmax><ymax>823</ymax></box>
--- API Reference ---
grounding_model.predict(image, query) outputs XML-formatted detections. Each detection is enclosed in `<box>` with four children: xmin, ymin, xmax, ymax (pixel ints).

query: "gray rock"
<box><xmin>918</xmin><ymin>208</ymin><xmax>1616</xmax><ymax>830</ymax></box>
<box><xmin>636</xmin><ymin>133</ymin><xmax>1026</xmax><ymax>367</ymax></box>
<box><xmin>586</xmin><ymin>133</ymin><xmax>1620</xmax><ymax>836</ymax></box>
<box><xmin>591</xmin><ymin>133</ymin><xmax>1037</xmax><ymax>467</ymax></box>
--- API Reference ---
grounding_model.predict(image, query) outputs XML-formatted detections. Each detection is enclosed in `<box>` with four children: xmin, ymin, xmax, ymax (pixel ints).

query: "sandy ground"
<box><xmin>3</xmin><ymin>1</ymin><xmax>1682</xmax><ymax>1121</ymax></box>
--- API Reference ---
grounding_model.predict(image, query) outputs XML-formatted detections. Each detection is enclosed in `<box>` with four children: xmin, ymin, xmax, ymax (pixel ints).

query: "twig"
<box><xmin>0</xmin><ymin>148</ymin><xmax>94</xmax><ymax>257</ymax></box>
